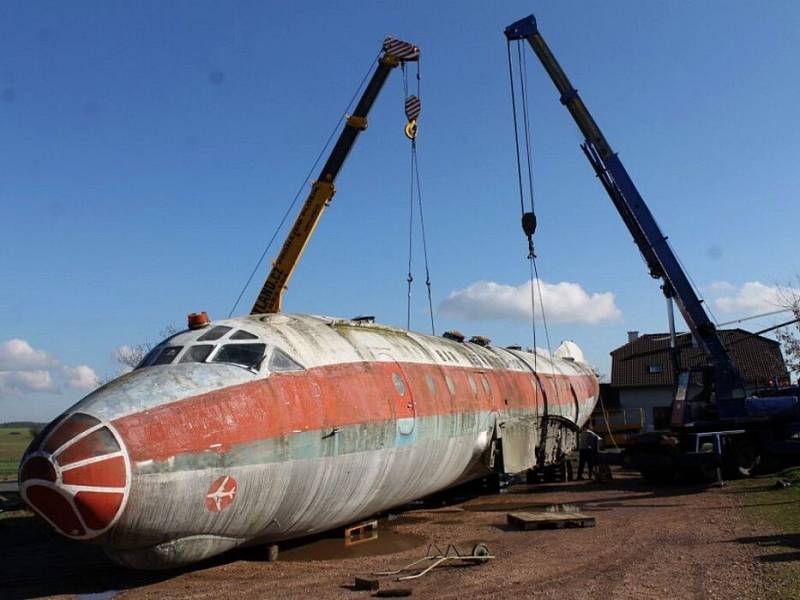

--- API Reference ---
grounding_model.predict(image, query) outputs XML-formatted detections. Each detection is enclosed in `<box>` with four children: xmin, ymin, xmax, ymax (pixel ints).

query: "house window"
<box><xmin>648</xmin><ymin>364</ymin><xmax>663</xmax><ymax>374</ymax></box>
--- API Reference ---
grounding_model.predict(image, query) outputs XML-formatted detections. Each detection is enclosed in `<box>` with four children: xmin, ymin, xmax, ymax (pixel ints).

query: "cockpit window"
<box><xmin>268</xmin><ymin>348</ymin><xmax>304</xmax><ymax>372</ymax></box>
<box><xmin>197</xmin><ymin>325</ymin><xmax>232</xmax><ymax>342</ymax></box>
<box><xmin>211</xmin><ymin>343</ymin><xmax>266</xmax><ymax>370</ymax></box>
<box><xmin>152</xmin><ymin>346</ymin><xmax>183</xmax><ymax>366</ymax></box>
<box><xmin>230</xmin><ymin>330</ymin><xmax>258</xmax><ymax>340</ymax></box>
<box><xmin>179</xmin><ymin>344</ymin><xmax>214</xmax><ymax>364</ymax></box>
<box><xmin>136</xmin><ymin>346</ymin><xmax>160</xmax><ymax>369</ymax></box>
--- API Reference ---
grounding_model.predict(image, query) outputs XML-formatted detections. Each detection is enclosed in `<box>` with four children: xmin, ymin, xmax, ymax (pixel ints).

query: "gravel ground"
<box><xmin>3</xmin><ymin>470</ymin><xmax>784</xmax><ymax>599</ymax></box>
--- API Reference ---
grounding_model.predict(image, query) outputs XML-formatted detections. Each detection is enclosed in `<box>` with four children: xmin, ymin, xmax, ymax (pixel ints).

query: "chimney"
<box><xmin>627</xmin><ymin>330</ymin><xmax>639</xmax><ymax>343</ymax></box>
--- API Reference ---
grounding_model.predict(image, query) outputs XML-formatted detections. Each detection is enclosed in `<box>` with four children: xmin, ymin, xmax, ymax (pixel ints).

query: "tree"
<box><xmin>105</xmin><ymin>324</ymin><xmax>179</xmax><ymax>380</ymax></box>
<box><xmin>776</xmin><ymin>286</ymin><xmax>800</xmax><ymax>379</ymax></box>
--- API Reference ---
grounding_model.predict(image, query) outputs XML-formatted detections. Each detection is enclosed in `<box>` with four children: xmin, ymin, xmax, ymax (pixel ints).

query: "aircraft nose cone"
<box><xmin>19</xmin><ymin>412</ymin><xmax>130</xmax><ymax>539</ymax></box>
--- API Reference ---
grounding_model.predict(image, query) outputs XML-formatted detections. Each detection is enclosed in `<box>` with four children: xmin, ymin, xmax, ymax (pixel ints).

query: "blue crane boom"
<box><xmin>504</xmin><ymin>15</ymin><xmax>747</xmax><ymax>422</ymax></box>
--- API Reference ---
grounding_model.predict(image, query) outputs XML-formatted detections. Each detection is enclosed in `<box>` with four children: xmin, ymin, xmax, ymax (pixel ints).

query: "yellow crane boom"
<box><xmin>251</xmin><ymin>37</ymin><xmax>420</xmax><ymax>315</ymax></box>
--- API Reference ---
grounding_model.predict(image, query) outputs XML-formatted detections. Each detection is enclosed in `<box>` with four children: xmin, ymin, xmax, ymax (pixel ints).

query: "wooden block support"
<box><xmin>353</xmin><ymin>576</ymin><xmax>380</xmax><ymax>591</ymax></box>
<box><xmin>507</xmin><ymin>511</ymin><xmax>596</xmax><ymax>530</ymax></box>
<box><xmin>266</xmin><ymin>544</ymin><xmax>279</xmax><ymax>562</ymax></box>
<box><xmin>344</xmin><ymin>519</ymin><xmax>378</xmax><ymax>546</ymax></box>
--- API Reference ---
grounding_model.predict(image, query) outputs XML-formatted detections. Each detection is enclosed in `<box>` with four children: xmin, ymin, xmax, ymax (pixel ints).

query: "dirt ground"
<box><xmin>3</xmin><ymin>469</ymin><xmax>793</xmax><ymax>599</ymax></box>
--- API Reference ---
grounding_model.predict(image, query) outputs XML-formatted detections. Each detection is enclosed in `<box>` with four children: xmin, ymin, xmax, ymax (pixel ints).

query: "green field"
<box><xmin>0</xmin><ymin>427</ymin><xmax>35</xmax><ymax>480</ymax></box>
<box><xmin>732</xmin><ymin>467</ymin><xmax>800</xmax><ymax>597</ymax></box>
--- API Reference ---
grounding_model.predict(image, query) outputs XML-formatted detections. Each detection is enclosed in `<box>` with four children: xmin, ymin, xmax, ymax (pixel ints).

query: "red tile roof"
<box><xmin>610</xmin><ymin>328</ymin><xmax>788</xmax><ymax>388</ymax></box>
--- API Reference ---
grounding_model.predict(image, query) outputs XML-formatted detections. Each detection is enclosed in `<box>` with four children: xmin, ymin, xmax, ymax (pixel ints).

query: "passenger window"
<box><xmin>392</xmin><ymin>373</ymin><xmax>406</xmax><ymax>396</ymax></box>
<box><xmin>211</xmin><ymin>343</ymin><xmax>266</xmax><ymax>369</ymax></box>
<box><xmin>152</xmin><ymin>346</ymin><xmax>182</xmax><ymax>366</ymax></box>
<box><xmin>231</xmin><ymin>330</ymin><xmax>258</xmax><ymax>340</ymax></box>
<box><xmin>268</xmin><ymin>348</ymin><xmax>304</xmax><ymax>372</ymax></box>
<box><xmin>481</xmin><ymin>374</ymin><xmax>492</xmax><ymax>395</ymax></box>
<box><xmin>425</xmin><ymin>374</ymin><xmax>437</xmax><ymax>395</ymax></box>
<box><xmin>198</xmin><ymin>326</ymin><xmax>232</xmax><ymax>342</ymax></box>
<box><xmin>179</xmin><ymin>344</ymin><xmax>214</xmax><ymax>364</ymax></box>
<box><xmin>468</xmin><ymin>375</ymin><xmax>478</xmax><ymax>396</ymax></box>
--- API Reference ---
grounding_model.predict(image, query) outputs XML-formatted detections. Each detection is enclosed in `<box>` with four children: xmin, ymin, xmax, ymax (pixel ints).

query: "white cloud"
<box><xmin>439</xmin><ymin>279</ymin><xmax>622</xmax><ymax>325</ymax></box>
<box><xmin>62</xmin><ymin>365</ymin><xmax>100</xmax><ymax>391</ymax></box>
<box><xmin>711</xmin><ymin>281</ymin><xmax>795</xmax><ymax>314</ymax></box>
<box><xmin>0</xmin><ymin>370</ymin><xmax>58</xmax><ymax>394</ymax></box>
<box><xmin>0</xmin><ymin>338</ymin><xmax>101</xmax><ymax>401</ymax></box>
<box><xmin>0</xmin><ymin>338</ymin><xmax>58</xmax><ymax>371</ymax></box>
<box><xmin>706</xmin><ymin>281</ymin><xmax>736</xmax><ymax>294</ymax></box>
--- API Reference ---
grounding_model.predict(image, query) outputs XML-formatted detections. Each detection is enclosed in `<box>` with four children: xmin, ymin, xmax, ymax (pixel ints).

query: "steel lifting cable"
<box><xmin>506</xmin><ymin>40</ymin><xmax>538</xmax><ymax>366</ymax></box>
<box><xmin>518</xmin><ymin>43</ymin><xmax>537</xmax><ymax>225</ymax></box>
<box><xmin>520</xmin><ymin>43</ymin><xmax>561</xmax><ymax>408</ymax></box>
<box><xmin>506</xmin><ymin>41</ymin><xmax>528</xmax><ymax>222</ymax></box>
<box><xmin>666</xmin><ymin>238</ymin><xmax>720</xmax><ymax>326</ymax></box>
<box><xmin>508</xmin><ymin>39</ymin><xmax>565</xmax><ymax>414</ymax></box>
<box><xmin>411</xmin><ymin>59</ymin><xmax>435</xmax><ymax>334</ymax></box>
<box><xmin>228</xmin><ymin>51</ymin><xmax>381</xmax><ymax>317</ymax></box>
<box><xmin>403</xmin><ymin>60</ymin><xmax>436</xmax><ymax>334</ymax></box>
<box><xmin>517</xmin><ymin>42</ymin><xmax>556</xmax><ymax>358</ymax></box>
<box><xmin>403</xmin><ymin>62</ymin><xmax>415</xmax><ymax>330</ymax></box>
<box><xmin>518</xmin><ymin>42</ymin><xmax>541</xmax><ymax>372</ymax></box>
<box><xmin>414</xmin><ymin>144</ymin><xmax>436</xmax><ymax>335</ymax></box>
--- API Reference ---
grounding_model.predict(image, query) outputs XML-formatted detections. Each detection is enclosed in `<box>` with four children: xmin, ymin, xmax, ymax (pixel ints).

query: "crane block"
<box><xmin>383</xmin><ymin>37</ymin><xmax>420</xmax><ymax>62</ymax></box>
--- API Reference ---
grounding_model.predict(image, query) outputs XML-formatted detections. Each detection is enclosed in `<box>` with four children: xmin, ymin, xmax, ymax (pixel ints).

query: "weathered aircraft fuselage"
<box><xmin>19</xmin><ymin>314</ymin><xmax>598</xmax><ymax>569</ymax></box>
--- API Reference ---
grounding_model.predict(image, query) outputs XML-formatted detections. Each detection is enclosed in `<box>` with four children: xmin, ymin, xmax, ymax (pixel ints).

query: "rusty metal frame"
<box><xmin>374</xmin><ymin>543</ymin><xmax>494</xmax><ymax>580</ymax></box>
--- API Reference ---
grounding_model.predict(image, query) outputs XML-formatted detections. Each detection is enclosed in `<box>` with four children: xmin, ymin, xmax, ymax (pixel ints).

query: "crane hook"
<box><xmin>405</xmin><ymin>119</ymin><xmax>418</xmax><ymax>140</ymax></box>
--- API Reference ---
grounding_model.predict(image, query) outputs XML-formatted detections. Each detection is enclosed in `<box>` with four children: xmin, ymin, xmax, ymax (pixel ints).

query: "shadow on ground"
<box><xmin>1</xmin><ymin>509</ymin><xmax>427</xmax><ymax>598</ymax></box>
<box><xmin>0</xmin><ymin>511</ymin><xmax>232</xmax><ymax>599</ymax></box>
<box><xmin>0</xmin><ymin>471</ymin><xmax>723</xmax><ymax>598</ymax></box>
<box><xmin>733</xmin><ymin>533</ymin><xmax>800</xmax><ymax>564</ymax></box>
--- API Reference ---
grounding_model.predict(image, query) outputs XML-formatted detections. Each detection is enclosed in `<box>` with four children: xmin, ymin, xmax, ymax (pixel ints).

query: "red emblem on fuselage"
<box><xmin>205</xmin><ymin>475</ymin><xmax>237</xmax><ymax>512</ymax></box>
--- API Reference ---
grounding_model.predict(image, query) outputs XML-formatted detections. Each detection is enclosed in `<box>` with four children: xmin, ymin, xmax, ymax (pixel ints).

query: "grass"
<box><xmin>0</xmin><ymin>427</ymin><xmax>35</xmax><ymax>480</ymax></box>
<box><xmin>731</xmin><ymin>467</ymin><xmax>800</xmax><ymax>597</ymax></box>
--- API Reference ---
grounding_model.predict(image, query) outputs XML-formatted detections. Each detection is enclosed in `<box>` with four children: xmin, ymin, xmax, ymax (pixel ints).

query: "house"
<box><xmin>609</xmin><ymin>329</ymin><xmax>789</xmax><ymax>431</ymax></box>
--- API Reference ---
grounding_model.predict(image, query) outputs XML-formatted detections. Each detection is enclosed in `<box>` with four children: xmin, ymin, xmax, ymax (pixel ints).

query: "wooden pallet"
<box><xmin>507</xmin><ymin>511</ymin><xmax>595</xmax><ymax>530</ymax></box>
<box><xmin>344</xmin><ymin>519</ymin><xmax>378</xmax><ymax>546</ymax></box>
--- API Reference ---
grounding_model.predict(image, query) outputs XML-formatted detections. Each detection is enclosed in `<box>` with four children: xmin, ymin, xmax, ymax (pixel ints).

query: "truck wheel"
<box><xmin>640</xmin><ymin>467</ymin><xmax>676</xmax><ymax>483</ymax></box>
<box><xmin>734</xmin><ymin>441</ymin><xmax>761</xmax><ymax>477</ymax></box>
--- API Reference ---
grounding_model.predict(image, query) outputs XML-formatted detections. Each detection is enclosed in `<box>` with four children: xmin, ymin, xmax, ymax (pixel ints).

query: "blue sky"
<box><xmin>2</xmin><ymin>1</ymin><xmax>799</xmax><ymax>421</ymax></box>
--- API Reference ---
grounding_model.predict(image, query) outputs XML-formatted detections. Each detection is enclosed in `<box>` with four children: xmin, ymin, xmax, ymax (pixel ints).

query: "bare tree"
<box><xmin>776</xmin><ymin>286</ymin><xmax>800</xmax><ymax>379</ymax></box>
<box><xmin>114</xmin><ymin>343</ymin><xmax>151</xmax><ymax>371</ymax></box>
<box><xmin>104</xmin><ymin>324</ymin><xmax>179</xmax><ymax>381</ymax></box>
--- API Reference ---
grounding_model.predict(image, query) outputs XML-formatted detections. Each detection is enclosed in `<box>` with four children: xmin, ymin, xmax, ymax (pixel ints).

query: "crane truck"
<box><xmin>505</xmin><ymin>14</ymin><xmax>800</xmax><ymax>481</ymax></box>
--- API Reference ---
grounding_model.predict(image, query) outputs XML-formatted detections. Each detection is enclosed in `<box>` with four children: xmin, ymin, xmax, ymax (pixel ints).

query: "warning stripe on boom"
<box><xmin>383</xmin><ymin>37</ymin><xmax>420</xmax><ymax>61</ymax></box>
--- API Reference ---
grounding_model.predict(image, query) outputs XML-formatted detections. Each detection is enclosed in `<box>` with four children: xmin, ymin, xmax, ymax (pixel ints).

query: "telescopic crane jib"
<box><xmin>251</xmin><ymin>37</ymin><xmax>420</xmax><ymax>315</ymax></box>
<box><xmin>504</xmin><ymin>15</ymin><xmax>747</xmax><ymax>425</ymax></box>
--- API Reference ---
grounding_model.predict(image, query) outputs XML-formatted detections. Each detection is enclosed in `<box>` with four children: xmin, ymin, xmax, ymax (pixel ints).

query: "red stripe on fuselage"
<box><xmin>113</xmin><ymin>361</ymin><xmax>598</xmax><ymax>463</ymax></box>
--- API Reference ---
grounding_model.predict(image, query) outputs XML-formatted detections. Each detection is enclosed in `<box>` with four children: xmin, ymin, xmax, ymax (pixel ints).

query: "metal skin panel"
<box><xmin>20</xmin><ymin>314</ymin><xmax>599</xmax><ymax>569</ymax></box>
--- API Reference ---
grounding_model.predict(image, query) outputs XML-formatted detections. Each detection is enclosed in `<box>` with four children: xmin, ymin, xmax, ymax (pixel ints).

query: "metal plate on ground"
<box><xmin>507</xmin><ymin>511</ymin><xmax>596</xmax><ymax>530</ymax></box>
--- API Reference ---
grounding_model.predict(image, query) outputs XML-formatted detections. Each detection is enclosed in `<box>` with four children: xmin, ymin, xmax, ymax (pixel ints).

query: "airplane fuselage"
<box><xmin>20</xmin><ymin>314</ymin><xmax>598</xmax><ymax>568</ymax></box>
